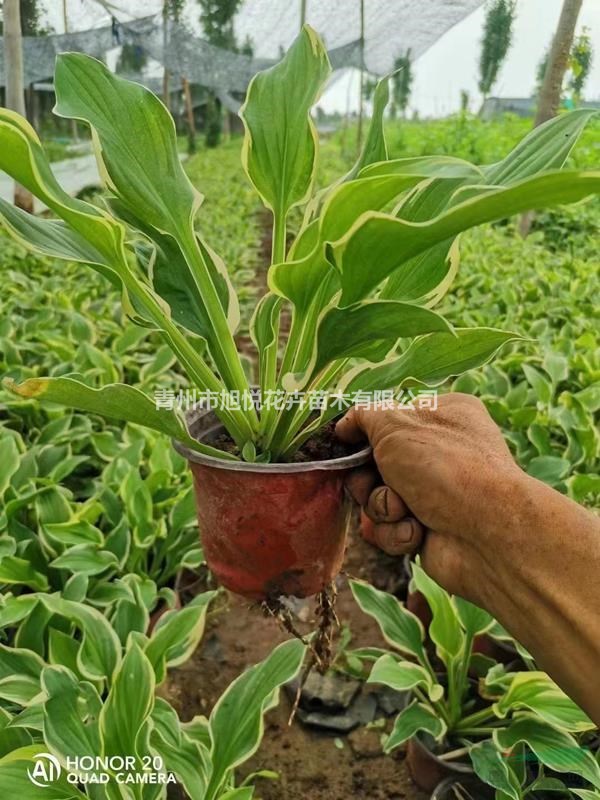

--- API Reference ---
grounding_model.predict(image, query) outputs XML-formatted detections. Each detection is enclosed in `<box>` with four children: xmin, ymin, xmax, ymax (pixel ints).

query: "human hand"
<box><xmin>336</xmin><ymin>393</ymin><xmax>525</xmax><ymax>605</ymax></box>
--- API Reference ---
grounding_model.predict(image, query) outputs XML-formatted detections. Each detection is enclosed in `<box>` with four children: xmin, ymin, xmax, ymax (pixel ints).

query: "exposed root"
<box><xmin>259</xmin><ymin>583</ymin><xmax>341</xmax><ymax>726</ymax></box>
<box><xmin>261</xmin><ymin>597</ymin><xmax>309</xmax><ymax>645</ymax></box>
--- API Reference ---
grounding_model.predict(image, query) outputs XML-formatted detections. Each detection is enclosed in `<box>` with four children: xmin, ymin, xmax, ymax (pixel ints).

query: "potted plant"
<box><xmin>1</xmin><ymin>28</ymin><xmax>598</xmax><ymax>601</ymax></box>
<box><xmin>350</xmin><ymin>570</ymin><xmax>599</xmax><ymax>794</ymax></box>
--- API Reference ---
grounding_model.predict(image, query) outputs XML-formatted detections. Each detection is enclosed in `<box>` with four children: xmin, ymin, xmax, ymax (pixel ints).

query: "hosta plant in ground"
<box><xmin>0</xmin><ymin>621</ymin><xmax>305</xmax><ymax>800</ymax></box>
<box><xmin>0</xmin><ymin>28</ymin><xmax>598</xmax><ymax>462</ymax></box>
<box><xmin>350</xmin><ymin>574</ymin><xmax>600</xmax><ymax>798</ymax></box>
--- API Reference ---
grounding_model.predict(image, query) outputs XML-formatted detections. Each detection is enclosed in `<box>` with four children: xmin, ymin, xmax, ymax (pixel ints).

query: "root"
<box><xmin>261</xmin><ymin>597</ymin><xmax>309</xmax><ymax>645</ymax></box>
<box><xmin>260</xmin><ymin>583</ymin><xmax>340</xmax><ymax>726</ymax></box>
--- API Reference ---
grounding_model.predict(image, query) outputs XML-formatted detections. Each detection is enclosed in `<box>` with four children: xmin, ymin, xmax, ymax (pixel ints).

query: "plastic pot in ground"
<box><xmin>431</xmin><ymin>776</ymin><xmax>494</xmax><ymax>800</ymax></box>
<box><xmin>406</xmin><ymin>734</ymin><xmax>474</xmax><ymax>793</ymax></box>
<box><xmin>174</xmin><ymin>410</ymin><xmax>371</xmax><ymax>600</ymax></box>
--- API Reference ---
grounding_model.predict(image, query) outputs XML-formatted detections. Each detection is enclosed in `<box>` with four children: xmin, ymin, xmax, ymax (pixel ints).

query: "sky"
<box><xmin>323</xmin><ymin>0</ymin><xmax>600</xmax><ymax>116</ymax></box>
<box><xmin>41</xmin><ymin>0</ymin><xmax>600</xmax><ymax>118</ymax></box>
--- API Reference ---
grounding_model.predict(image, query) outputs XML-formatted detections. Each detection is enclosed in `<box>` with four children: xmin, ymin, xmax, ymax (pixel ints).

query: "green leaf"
<box><xmin>384</xmin><ymin>700</ymin><xmax>446</xmax><ymax>752</ymax></box>
<box><xmin>333</xmin><ymin>170</ymin><xmax>600</xmax><ymax>305</ymax></box>
<box><xmin>145</xmin><ymin>591</ymin><xmax>216</xmax><ymax>684</ymax></box>
<box><xmin>469</xmin><ymin>740</ymin><xmax>521</xmax><ymax>800</ymax></box>
<box><xmin>454</xmin><ymin>597</ymin><xmax>494</xmax><ymax>638</ymax></box>
<box><xmin>0</xmin><ymin>109</ymin><xmax>126</xmax><ymax>276</ymax></box>
<box><xmin>50</xmin><ymin>545</ymin><xmax>118</xmax><ymax>577</ymax></box>
<box><xmin>150</xmin><ymin>699</ymin><xmax>210</xmax><ymax>800</ymax></box>
<box><xmin>0</xmin><ymin>556</ymin><xmax>49</xmax><ymax>591</ymax></box>
<box><xmin>350</xmin><ymin>580</ymin><xmax>426</xmax><ymax>662</ymax></box>
<box><xmin>411</xmin><ymin>562</ymin><xmax>465</xmax><ymax>664</ymax></box>
<box><xmin>346</xmin><ymin>73</ymin><xmax>390</xmax><ymax>179</ymax></box>
<box><xmin>206</xmin><ymin>639</ymin><xmax>306</xmax><ymax>799</ymax></box>
<box><xmin>0</xmin><ymin>745</ymin><xmax>87</xmax><ymax>799</ymax></box>
<box><xmin>368</xmin><ymin>654</ymin><xmax>443</xmax><ymax>702</ymax></box>
<box><xmin>522</xmin><ymin>364</ymin><xmax>553</xmax><ymax>405</ymax></box>
<box><xmin>0</xmin><ymin>196</ymin><xmax>121</xmax><ymax>288</ymax></box>
<box><xmin>527</xmin><ymin>456</ymin><xmax>570</xmax><ymax>485</ymax></box>
<box><xmin>43</xmin><ymin>520</ymin><xmax>104</xmax><ymax>548</ymax></box>
<box><xmin>250</xmin><ymin>293</ymin><xmax>282</xmax><ymax>398</ymax></box>
<box><xmin>0</xmin><ymin>436</ymin><xmax>20</xmax><ymax>497</ymax></box>
<box><xmin>39</xmin><ymin>595</ymin><xmax>121</xmax><ymax>684</ymax></box>
<box><xmin>42</xmin><ymin>666</ymin><xmax>102</xmax><ymax>762</ymax></box>
<box><xmin>53</xmin><ymin>51</ymin><xmax>251</xmax><ymax>410</ymax></box>
<box><xmin>494</xmin><ymin>716</ymin><xmax>600</xmax><ymax>790</ymax></box>
<box><xmin>494</xmin><ymin>672</ymin><xmax>595</xmax><ymax>732</ymax></box>
<box><xmin>240</xmin><ymin>26</ymin><xmax>330</xmax><ymax>221</ymax></box>
<box><xmin>0</xmin><ymin>644</ymin><xmax>45</xmax><ymax>705</ymax></box>
<box><xmin>309</xmin><ymin>300</ymin><xmax>454</xmax><ymax>376</ymax></box>
<box><xmin>484</xmin><ymin>109</ymin><xmax>599</xmax><ymax>184</ymax></box>
<box><xmin>339</xmin><ymin>328</ymin><xmax>523</xmax><ymax>395</ymax></box>
<box><xmin>100</xmin><ymin>641</ymin><xmax>155</xmax><ymax>762</ymax></box>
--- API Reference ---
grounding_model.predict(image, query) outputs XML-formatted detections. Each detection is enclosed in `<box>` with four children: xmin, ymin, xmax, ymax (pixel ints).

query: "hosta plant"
<box><xmin>0</xmin><ymin>28</ymin><xmax>598</xmax><ymax>461</ymax></box>
<box><xmin>0</xmin><ymin>422</ymin><xmax>203</xmax><ymax>614</ymax></box>
<box><xmin>0</xmin><ymin>626</ymin><xmax>305</xmax><ymax>800</ymax></box>
<box><xmin>350</xmin><ymin>573</ymin><xmax>600</xmax><ymax>798</ymax></box>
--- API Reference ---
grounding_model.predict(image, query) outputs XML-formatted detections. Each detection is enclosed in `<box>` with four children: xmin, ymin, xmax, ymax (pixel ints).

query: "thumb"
<box><xmin>335</xmin><ymin>406</ymin><xmax>379</xmax><ymax>445</ymax></box>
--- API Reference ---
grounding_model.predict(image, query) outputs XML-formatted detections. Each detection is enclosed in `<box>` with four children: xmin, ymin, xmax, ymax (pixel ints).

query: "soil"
<box><xmin>162</xmin><ymin>514</ymin><xmax>427</xmax><ymax>800</ymax></box>
<box><xmin>210</xmin><ymin>420</ymin><xmax>362</xmax><ymax>463</ymax></box>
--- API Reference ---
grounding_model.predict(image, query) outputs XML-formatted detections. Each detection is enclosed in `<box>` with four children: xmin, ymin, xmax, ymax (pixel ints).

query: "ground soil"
<box><xmin>163</xmin><ymin>514</ymin><xmax>428</xmax><ymax>800</ymax></box>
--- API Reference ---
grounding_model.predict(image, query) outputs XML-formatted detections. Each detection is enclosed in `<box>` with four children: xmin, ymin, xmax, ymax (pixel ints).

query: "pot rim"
<box><xmin>173</xmin><ymin>407</ymin><xmax>372</xmax><ymax>473</ymax></box>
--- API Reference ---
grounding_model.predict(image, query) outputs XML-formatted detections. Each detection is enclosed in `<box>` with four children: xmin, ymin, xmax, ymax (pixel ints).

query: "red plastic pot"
<box><xmin>174</xmin><ymin>410</ymin><xmax>371</xmax><ymax>601</ymax></box>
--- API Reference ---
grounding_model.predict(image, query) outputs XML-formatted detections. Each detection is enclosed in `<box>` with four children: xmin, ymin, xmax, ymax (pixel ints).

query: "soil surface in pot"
<box><xmin>211</xmin><ymin>420</ymin><xmax>362</xmax><ymax>462</ymax></box>
<box><xmin>162</xmin><ymin>513</ymin><xmax>427</xmax><ymax>800</ymax></box>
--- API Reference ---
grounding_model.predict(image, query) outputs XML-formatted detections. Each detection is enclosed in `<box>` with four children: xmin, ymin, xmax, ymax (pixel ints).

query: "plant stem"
<box><xmin>180</xmin><ymin>234</ymin><xmax>258</xmax><ymax>434</ymax></box>
<box><xmin>272</xmin><ymin>213</ymin><xmax>287</xmax><ymax>265</ymax></box>
<box><xmin>455</xmin><ymin>706</ymin><xmax>496</xmax><ymax>731</ymax></box>
<box><xmin>123</xmin><ymin>270</ymin><xmax>253</xmax><ymax>447</ymax></box>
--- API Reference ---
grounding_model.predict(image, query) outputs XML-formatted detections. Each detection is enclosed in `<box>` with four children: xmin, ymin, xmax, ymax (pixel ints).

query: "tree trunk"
<box><xmin>534</xmin><ymin>0</ymin><xmax>583</xmax><ymax>126</ymax></box>
<box><xmin>4</xmin><ymin>0</ymin><xmax>34</xmax><ymax>212</ymax></box>
<box><xmin>520</xmin><ymin>0</ymin><xmax>583</xmax><ymax>237</ymax></box>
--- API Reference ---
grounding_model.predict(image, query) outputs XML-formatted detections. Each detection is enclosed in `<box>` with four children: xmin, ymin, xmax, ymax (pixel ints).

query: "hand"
<box><xmin>336</xmin><ymin>393</ymin><xmax>524</xmax><ymax>606</ymax></box>
<box><xmin>337</xmin><ymin>393</ymin><xmax>600</xmax><ymax>725</ymax></box>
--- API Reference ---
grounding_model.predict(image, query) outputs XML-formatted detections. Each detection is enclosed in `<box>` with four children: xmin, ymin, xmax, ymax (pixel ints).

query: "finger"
<box><xmin>345</xmin><ymin>466</ymin><xmax>379</xmax><ymax>507</ymax></box>
<box><xmin>365</xmin><ymin>485</ymin><xmax>408</xmax><ymax>523</ymax></box>
<box><xmin>335</xmin><ymin>407</ymin><xmax>367</xmax><ymax>445</ymax></box>
<box><xmin>373</xmin><ymin>518</ymin><xmax>425</xmax><ymax>557</ymax></box>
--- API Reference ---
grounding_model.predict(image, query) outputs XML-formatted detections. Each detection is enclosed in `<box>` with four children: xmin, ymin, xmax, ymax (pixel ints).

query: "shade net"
<box><xmin>0</xmin><ymin>1</ymin><xmax>485</xmax><ymax>93</ymax></box>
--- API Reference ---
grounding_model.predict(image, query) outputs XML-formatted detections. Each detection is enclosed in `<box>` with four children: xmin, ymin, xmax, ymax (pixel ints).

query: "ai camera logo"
<box><xmin>28</xmin><ymin>752</ymin><xmax>62</xmax><ymax>788</ymax></box>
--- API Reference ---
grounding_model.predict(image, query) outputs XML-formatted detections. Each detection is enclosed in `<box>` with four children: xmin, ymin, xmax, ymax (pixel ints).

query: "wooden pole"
<box><xmin>162</xmin><ymin>0</ymin><xmax>170</xmax><ymax>109</ymax></box>
<box><xmin>4</xmin><ymin>0</ymin><xmax>34</xmax><ymax>212</ymax></box>
<box><xmin>62</xmin><ymin>0</ymin><xmax>79</xmax><ymax>141</ymax></box>
<box><xmin>356</xmin><ymin>0</ymin><xmax>365</xmax><ymax>152</ymax></box>
<box><xmin>182</xmin><ymin>77</ymin><xmax>197</xmax><ymax>154</ymax></box>
<box><xmin>520</xmin><ymin>0</ymin><xmax>583</xmax><ymax>236</ymax></box>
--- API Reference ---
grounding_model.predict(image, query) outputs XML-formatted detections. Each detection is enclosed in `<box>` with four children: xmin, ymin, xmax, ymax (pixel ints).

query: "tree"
<box><xmin>197</xmin><ymin>0</ymin><xmax>243</xmax><ymax>148</ymax></box>
<box><xmin>568</xmin><ymin>27</ymin><xmax>593</xmax><ymax>102</ymax></box>
<box><xmin>520</xmin><ymin>0</ymin><xmax>584</xmax><ymax>236</ymax></box>
<box><xmin>2</xmin><ymin>0</ymin><xmax>34</xmax><ymax>211</ymax></box>
<box><xmin>391</xmin><ymin>49</ymin><xmax>413</xmax><ymax>119</ymax></box>
<box><xmin>116</xmin><ymin>42</ymin><xmax>147</xmax><ymax>75</ymax></box>
<box><xmin>478</xmin><ymin>0</ymin><xmax>516</xmax><ymax>99</ymax></box>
